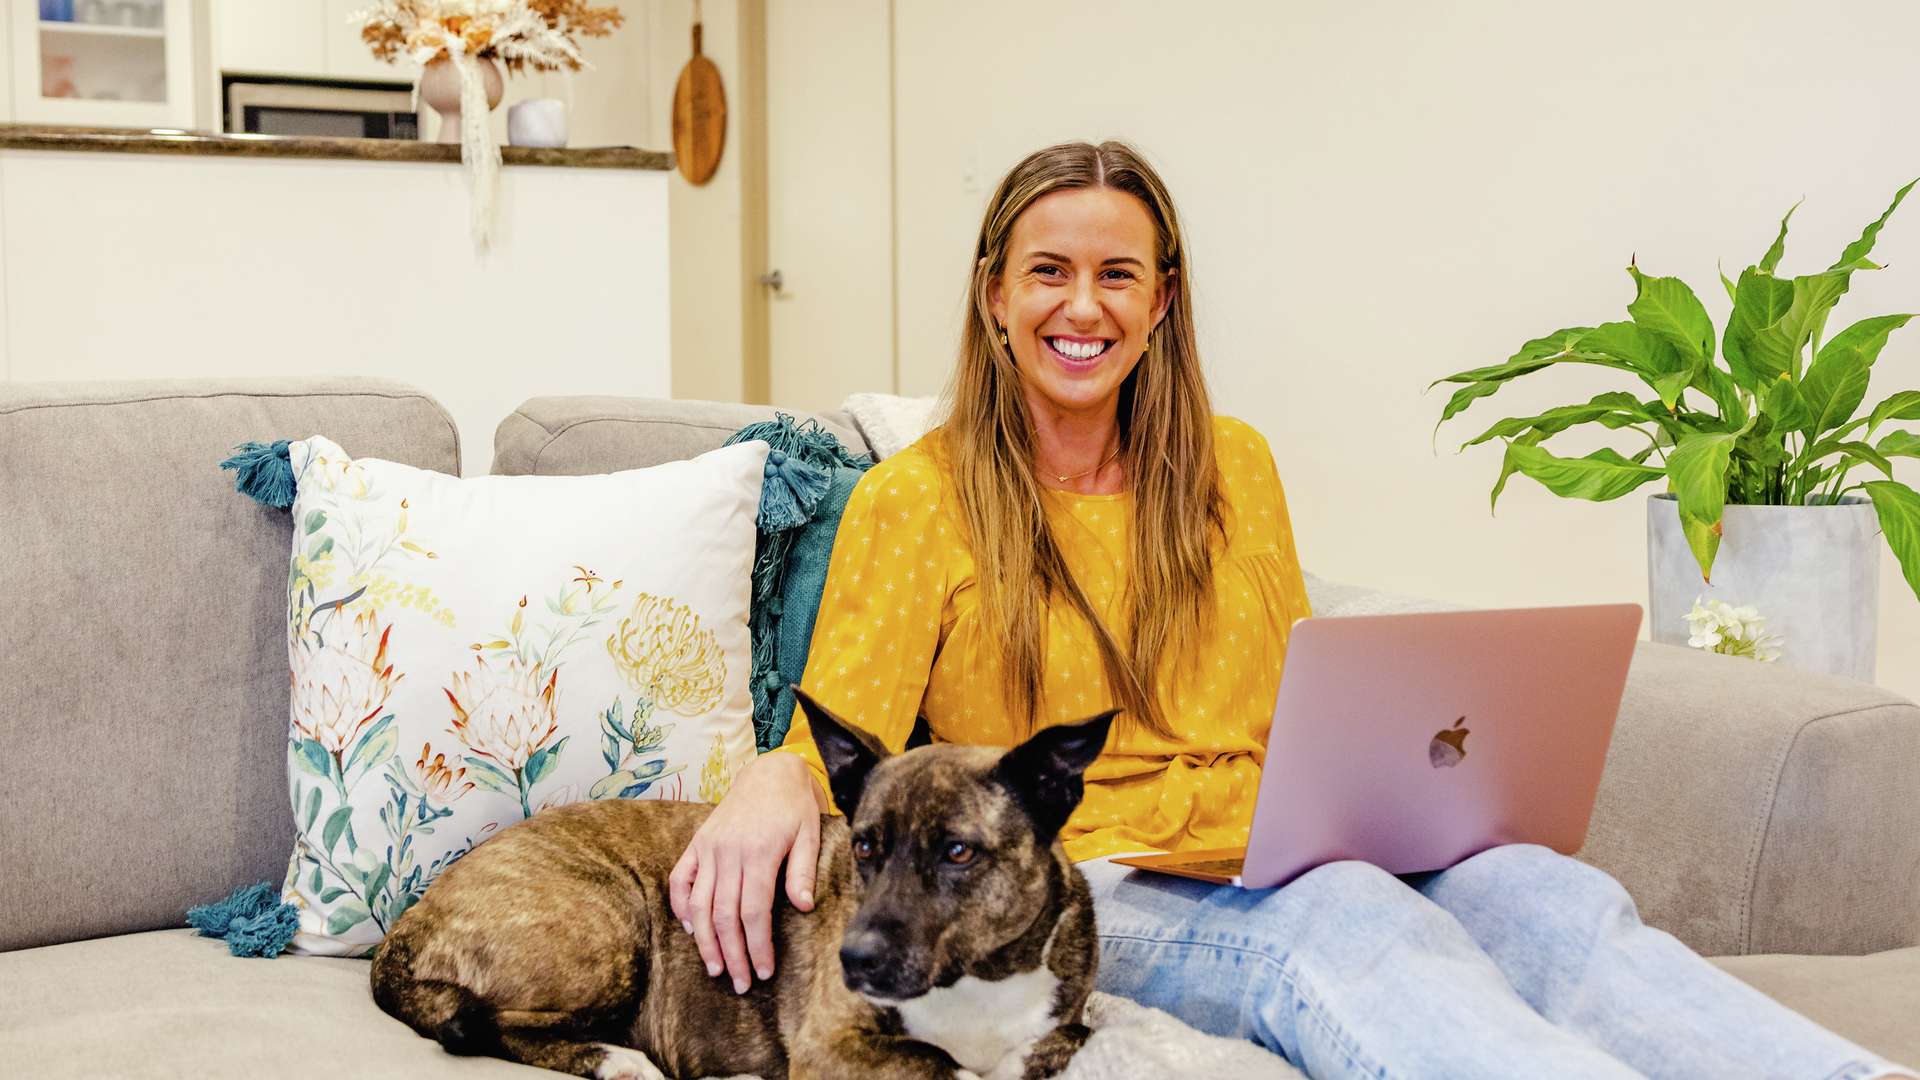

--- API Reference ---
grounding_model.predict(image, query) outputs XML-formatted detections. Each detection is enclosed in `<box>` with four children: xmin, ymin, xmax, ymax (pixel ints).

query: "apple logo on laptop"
<box><xmin>1428</xmin><ymin>716</ymin><xmax>1470</xmax><ymax>768</ymax></box>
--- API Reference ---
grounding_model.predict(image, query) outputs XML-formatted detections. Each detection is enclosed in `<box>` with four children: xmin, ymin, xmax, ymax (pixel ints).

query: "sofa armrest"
<box><xmin>1577</xmin><ymin>642</ymin><xmax>1920</xmax><ymax>958</ymax></box>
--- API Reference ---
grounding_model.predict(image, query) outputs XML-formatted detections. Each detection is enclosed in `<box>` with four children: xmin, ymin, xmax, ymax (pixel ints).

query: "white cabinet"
<box><xmin>14</xmin><ymin>0</ymin><xmax>195</xmax><ymax>127</ymax></box>
<box><xmin>217</xmin><ymin>0</ymin><xmax>320</xmax><ymax>75</ymax></box>
<box><xmin>322</xmin><ymin>0</ymin><xmax>401</xmax><ymax>81</ymax></box>
<box><xmin>212</xmin><ymin>0</ymin><xmax>407</xmax><ymax>85</ymax></box>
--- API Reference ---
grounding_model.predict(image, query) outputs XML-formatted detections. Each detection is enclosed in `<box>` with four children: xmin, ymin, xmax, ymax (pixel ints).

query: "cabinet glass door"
<box><xmin>21</xmin><ymin>0</ymin><xmax>193</xmax><ymax>127</ymax></box>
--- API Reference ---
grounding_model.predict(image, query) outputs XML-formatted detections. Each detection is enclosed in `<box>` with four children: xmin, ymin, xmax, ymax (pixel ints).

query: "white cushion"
<box><xmin>279</xmin><ymin>436</ymin><xmax>765</xmax><ymax>955</ymax></box>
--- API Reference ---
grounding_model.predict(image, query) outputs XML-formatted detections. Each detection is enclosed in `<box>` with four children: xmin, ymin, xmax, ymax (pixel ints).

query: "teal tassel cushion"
<box><xmin>723</xmin><ymin>416</ymin><xmax>873</xmax><ymax>750</ymax></box>
<box><xmin>219</xmin><ymin>440</ymin><xmax>296</xmax><ymax>508</ymax></box>
<box><xmin>186</xmin><ymin>881</ymin><xmax>299</xmax><ymax>958</ymax></box>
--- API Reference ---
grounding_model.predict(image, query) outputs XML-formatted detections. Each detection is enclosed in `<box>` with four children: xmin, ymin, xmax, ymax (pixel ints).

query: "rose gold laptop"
<box><xmin>1112</xmin><ymin>604</ymin><xmax>1642</xmax><ymax>889</ymax></box>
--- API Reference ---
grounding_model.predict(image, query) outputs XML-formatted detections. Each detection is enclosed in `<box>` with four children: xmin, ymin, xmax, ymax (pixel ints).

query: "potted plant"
<box><xmin>1432</xmin><ymin>180</ymin><xmax>1920</xmax><ymax>681</ymax></box>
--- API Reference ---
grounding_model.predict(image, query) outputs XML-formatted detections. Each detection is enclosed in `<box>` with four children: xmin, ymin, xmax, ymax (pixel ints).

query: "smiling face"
<box><xmin>987</xmin><ymin>187</ymin><xmax>1175</xmax><ymax>425</ymax></box>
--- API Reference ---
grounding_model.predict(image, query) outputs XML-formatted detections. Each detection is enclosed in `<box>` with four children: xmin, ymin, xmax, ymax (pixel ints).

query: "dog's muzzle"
<box><xmin>840</xmin><ymin>927</ymin><xmax>928</xmax><ymax>1001</ymax></box>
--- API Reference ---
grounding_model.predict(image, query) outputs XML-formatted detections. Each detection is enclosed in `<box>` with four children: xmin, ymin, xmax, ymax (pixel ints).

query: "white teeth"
<box><xmin>1049</xmin><ymin>337</ymin><xmax>1107</xmax><ymax>360</ymax></box>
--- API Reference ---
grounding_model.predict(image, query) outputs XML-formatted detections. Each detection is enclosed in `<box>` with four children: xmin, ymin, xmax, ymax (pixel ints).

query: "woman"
<box><xmin>668</xmin><ymin>141</ymin><xmax>1909</xmax><ymax>1079</ymax></box>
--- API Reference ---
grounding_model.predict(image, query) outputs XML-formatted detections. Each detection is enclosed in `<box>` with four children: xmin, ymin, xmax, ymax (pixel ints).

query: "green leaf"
<box><xmin>321</xmin><ymin>806</ymin><xmax>354</xmax><ymax>853</ymax></box>
<box><xmin>1459</xmin><ymin>392</ymin><xmax>1646</xmax><ymax>449</ymax></box>
<box><xmin>344</xmin><ymin>715</ymin><xmax>398</xmax><ymax>783</ymax></box>
<box><xmin>1723</xmin><ymin>268</ymin><xmax>1797</xmax><ymax>391</ymax></box>
<box><xmin>462</xmin><ymin>755</ymin><xmax>519</xmax><ymax>795</ymax></box>
<box><xmin>1718</xmin><ymin>262</ymin><xmax>1738</xmax><ymax>304</ymax></box>
<box><xmin>1666</xmin><ymin>431</ymin><xmax>1738</xmax><ymax>533</ymax></box>
<box><xmin>1627</xmin><ymin>265</ymin><xmax>1714</xmax><ymax>363</ymax></box>
<box><xmin>1679</xmin><ymin>510</ymin><xmax>1722</xmax><ymax>583</ymax></box>
<box><xmin>325</xmin><ymin>900</ymin><xmax>371</xmax><ymax>936</ymax></box>
<box><xmin>1489</xmin><ymin>430</ymin><xmax>1547</xmax><ymax>514</ymax></box>
<box><xmin>364</xmin><ymin>863</ymin><xmax>391</xmax><ymax>904</ymax></box>
<box><xmin>1864</xmin><ymin>480</ymin><xmax>1920</xmax><ymax>602</ymax></box>
<box><xmin>1877</xmin><ymin>430</ymin><xmax>1920</xmax><ymax>459</ymax></box>
<box><xmin>1572</xmin><ymin>321</ymin><xmax>1684</xmax><ymax>377</ymax></box>
<box><xmin>1761</xmin><ymin>377</ymin><xmax>1811</xmax><ymax>432</ymax></box>
<box><xmin>1818</xmin><ymin>314</ymin><xmax>1913</xmax><ymax>369</ymax></box>
<box><xmin>1693</xmin><ymin>364</ymin><xmax>1748</xmax><ymax>427</ymax></box>
<box><xmin>319</xmin><ymin>887</ymin><xmax>348</xmax><ymax>904</ymax></box>
<box><xmin>1832</xmin><ymin>440</ymin><xmax>1897</xmax><ymax>480</ymax></box>
<box><xmin>293</xmin><ymin>738</ymin><xmax>331</xmax><ymax>780</ymax></box>
<box><xmin>308</xmin><ymin>866</ymin><xmax>323</xmax><ymax>894</ymax></box>
<box><xmin>524</xmin><ymin>736</ymin><xmax>570</xmax><ymax>787</ymax></box>
<box><xmin>302</xmin><ymin>786</ymin><xmax>322</xmax><ymax>833</ymax></box>
<box><xmin>303</xmin><ymin>509</ymin><xmax>328</xmax><ymax>535</ymax></box>
<box><xmin>1506</xmin><ymin>444</ymin><xmax>1667</xmax><ymax>502</ymax></box>
<box><xmin>1833</xmin><ymin>178</ymin><xmax>1917</xmax><ymax>270</ymax></box>
<box><xmin>1759</xmin><ymin>199</ymin><xmax>1801</xmax><ymax>274</ymax></box>
<box><xmin>1799</xmin><ymin>347</ymin><xmax>1873</xmax><ymax>440</ymax></box>
<box><xmin>1748</xmin><ymin>262</ymin><xmax>1879</xmax><ymax>382</ymax></box>
<box><xmin>1867</xmin><ymin>391</ymin><xmax>1920</xmax><ymax>439</ymax></box>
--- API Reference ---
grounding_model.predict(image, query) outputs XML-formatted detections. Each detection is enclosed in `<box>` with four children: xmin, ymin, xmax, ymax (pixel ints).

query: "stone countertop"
<box><xmin>0</xmin><ymin>124</ymin><xmax>672</xmax><ymax>170</ymax></box>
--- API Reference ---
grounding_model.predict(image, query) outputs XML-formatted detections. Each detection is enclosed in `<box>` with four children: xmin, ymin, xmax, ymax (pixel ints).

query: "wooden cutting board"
<box><xmin>671</xmin><ymin>20</ymin><xmax>726</xmax><ymax>186</ymax></box>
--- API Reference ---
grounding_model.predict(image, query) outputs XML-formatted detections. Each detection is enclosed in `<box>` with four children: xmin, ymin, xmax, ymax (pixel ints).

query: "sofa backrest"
<box><xmin>0</xmin><ymin>378</ymin><xmax>460</xmax><ymax>952</ymax></box>
<box><xmin>492</xmin><ymin>396</ymin><xmax>868</xmax><ymax>476</ymax></box>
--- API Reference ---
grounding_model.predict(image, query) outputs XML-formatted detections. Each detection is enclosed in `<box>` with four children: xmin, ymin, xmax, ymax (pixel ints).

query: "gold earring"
<box><xmin>998</xmin><ymin>327</ymin><xmax>1009</xmax><ymax>345</ymax></box>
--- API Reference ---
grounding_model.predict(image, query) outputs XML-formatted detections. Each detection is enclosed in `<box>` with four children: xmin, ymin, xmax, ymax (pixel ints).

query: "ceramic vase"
<box><xmin>418</xmin><ymin>55</ymin><xmax>504</xmax><ymax>144</ymax></box>
<box><xmin>1647</xmin><ymin>493</ymin><xmax>1881</xmax><ymax>681</ymax></box>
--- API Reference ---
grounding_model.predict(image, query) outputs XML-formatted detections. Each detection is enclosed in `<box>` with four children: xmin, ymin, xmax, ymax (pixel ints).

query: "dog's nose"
<box><xmin>838</xmin><ymin>927</ymin><xmax>889</xmax><ymax>982</ymax></box>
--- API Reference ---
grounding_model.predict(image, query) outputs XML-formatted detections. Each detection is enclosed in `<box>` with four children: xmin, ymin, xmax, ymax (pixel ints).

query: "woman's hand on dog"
<box><xmin>670</xmin><ymin>751</ymin><xmax>827</xmax><ymax>994</ymax></box>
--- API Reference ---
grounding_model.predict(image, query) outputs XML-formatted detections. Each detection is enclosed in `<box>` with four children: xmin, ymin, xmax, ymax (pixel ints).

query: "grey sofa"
<box><xmin>1</xmin><ymin>377</ymin><xmax>1915</xmax><ymax>1078</ymax></box>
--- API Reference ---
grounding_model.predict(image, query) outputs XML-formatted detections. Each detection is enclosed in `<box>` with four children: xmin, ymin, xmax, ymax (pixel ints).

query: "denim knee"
<box><xmin>1427</xmin><ymin>844</ymin><xmax>1642</xmax><ymax>939</ymax></box>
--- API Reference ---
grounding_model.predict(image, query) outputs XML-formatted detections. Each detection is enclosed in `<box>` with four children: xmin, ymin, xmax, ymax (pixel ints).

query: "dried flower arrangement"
<box><xmin>355</xmin><ymin>0</ymin><xmax>624</xmax><ymax>71</ymax></box>
<box><xmin>350</xmin><ymin>0</ymin><xmax>625</xmax><ymax>250</ymax></box>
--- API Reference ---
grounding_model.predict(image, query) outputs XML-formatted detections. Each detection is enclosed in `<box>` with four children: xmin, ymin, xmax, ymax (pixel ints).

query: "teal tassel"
<box><xmin>723</xmin><ymin>416</ymin><xmax>872</xmax><ymax>749</ymax></box>
<box><xmin>186</xmin><ymin>882</ymin><xmax>299</xmax><ymax>958</ymax></box>
<box><xmin>219</xmin><ymin>440</ymin><xmax>296</xmax><ymax>509</ymax></box>
<box><xmin>758</xmin><ymin>450</ymin><xmax>831</xmax><ymax>532</ymax></box>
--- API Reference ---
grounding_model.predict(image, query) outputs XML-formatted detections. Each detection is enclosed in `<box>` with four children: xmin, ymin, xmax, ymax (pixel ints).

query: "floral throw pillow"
<box><xmin>278</xmin><ymin>436</ymin><xmax>765</xmax><ymax>956</ymax></box>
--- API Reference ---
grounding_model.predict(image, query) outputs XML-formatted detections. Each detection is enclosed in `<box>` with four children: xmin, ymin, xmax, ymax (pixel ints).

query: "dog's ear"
<box><xmin>905</xmin><ymin>713</ymin><xmax>934</xmax><ymax>751</ymax></box>
<box><xmin>991</xmin><ymin>709</ymin><xmax>1119</xmax><ymax>840</ymax></box>
<box><xmin>794</xmin><ymin>684</ymin><xmax>890</xmax><ymax>818</ymax></box>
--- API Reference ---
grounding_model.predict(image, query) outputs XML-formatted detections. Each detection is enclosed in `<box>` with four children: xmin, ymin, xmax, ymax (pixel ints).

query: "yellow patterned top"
<box><xmin>774</xmin><ymin>415</ymin><xmax>1313</xmax><ymax>862</ymax></box>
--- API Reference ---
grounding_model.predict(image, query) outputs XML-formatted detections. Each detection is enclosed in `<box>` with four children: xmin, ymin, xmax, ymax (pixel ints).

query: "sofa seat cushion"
<box><xmin>0</xmin><ymin>930</ymin><xmax>537</xmax><ymax>1078</ymax></box>
<box><xmin>0</xmin><ymin>930</ymin><xmax>1301</xmax><ymax>1078</ymax></box>
<box><xmin>1712</xmin><ymin>947</ymin><xmax>1920</xmax><ymax>1068</ymax></box>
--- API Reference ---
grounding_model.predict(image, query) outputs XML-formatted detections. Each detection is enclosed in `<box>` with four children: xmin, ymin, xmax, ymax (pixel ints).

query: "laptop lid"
<box><xmin>1238</xmin><ymin>603</ymin><xmax>1642</xmax><ymax>889</ymax></box>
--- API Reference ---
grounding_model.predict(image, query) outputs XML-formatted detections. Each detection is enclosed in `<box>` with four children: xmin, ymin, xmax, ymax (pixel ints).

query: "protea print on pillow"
<box><xmin>278</xmin><ymin>435</ymin><xmax>764</xmax><ymax>956</ymax></box>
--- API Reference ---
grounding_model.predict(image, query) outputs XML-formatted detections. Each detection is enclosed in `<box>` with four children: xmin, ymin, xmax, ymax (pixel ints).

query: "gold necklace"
<box><xmin>1048</xmin><ymin>444</ymin><xmax>1122</xmax><ymax>484</ymax></box>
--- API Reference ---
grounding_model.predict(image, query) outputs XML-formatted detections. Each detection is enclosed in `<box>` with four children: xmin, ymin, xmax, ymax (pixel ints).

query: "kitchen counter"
<box><xmin>0</xmin><ymin>124</ymin><xmax>672</xmax><ymax>170</ymax></box>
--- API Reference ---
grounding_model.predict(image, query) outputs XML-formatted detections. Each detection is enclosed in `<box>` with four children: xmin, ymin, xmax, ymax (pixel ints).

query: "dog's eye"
<box><xmin>852</xmin><ymin>836</ymin><xmax>876</xmax><ymax>861</ymax></box>
<box><xmin>943</xmin><ymin>841</ymin><xmax>976</xmax><ymax>866</ymax></box>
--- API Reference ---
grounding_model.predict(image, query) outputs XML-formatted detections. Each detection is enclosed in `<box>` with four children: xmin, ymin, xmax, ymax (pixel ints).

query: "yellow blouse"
<box><xmin>774</xmin><ymin>415</ymin><xmax>1313</xmax><ymax>862</ymax></box>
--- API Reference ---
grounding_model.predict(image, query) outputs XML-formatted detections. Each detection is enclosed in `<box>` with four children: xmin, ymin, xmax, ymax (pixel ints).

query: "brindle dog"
<box><xmin>370</xmin><ymin>687</ymin><xmax>1116</xmax><ymax>1080</ymax></box>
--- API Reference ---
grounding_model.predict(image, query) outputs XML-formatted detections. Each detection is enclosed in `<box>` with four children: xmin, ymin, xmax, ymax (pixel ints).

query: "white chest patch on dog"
<box><xmin>890</xmin><ymin>965</ymin><xmax>1062</xmax><ymax>1076</ymax></box>
<box><xmin>592</xmin><ymin>1044</ymin><xmax>665</xmax><ymax>1080</ymax></box>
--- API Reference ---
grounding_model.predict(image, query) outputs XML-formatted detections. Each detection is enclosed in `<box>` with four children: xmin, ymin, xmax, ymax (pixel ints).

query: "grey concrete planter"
<box><xmin>1647</xmin><ymin>493</ymin><xmax>1882</xmax><ymax>681</ymax></box>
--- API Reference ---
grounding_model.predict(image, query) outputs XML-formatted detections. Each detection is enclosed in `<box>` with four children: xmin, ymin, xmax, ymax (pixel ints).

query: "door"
<box><xmin>763</xmin><ymin>0</ymin><xmax>895</xmax><ymax>413</ymax></box>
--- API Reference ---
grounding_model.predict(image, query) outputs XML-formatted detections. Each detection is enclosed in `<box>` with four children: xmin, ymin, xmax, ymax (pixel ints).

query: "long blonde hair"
<box><xmin>939</xmin><ymin>140</ymin><xmax>1226</xmax><ymax>740</ymax></box>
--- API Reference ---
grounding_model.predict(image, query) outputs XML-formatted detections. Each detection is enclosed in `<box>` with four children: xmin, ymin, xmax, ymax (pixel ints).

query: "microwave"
<box><xmin>222</xmin><ymin>75</ymin><xmax>419</xmax><ymax>140</ymax></box>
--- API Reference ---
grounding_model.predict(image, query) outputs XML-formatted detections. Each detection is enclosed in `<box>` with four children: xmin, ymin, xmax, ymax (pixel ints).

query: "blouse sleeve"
<box><xmin>770</xmin><ymin>452</ymin><xmax>950</xmax><ymax>807</ymax></box>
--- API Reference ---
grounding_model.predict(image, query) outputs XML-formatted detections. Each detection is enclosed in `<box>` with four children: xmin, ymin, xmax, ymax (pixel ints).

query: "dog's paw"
<box><xmin>593</xmin><ymin>1044</ymin><xmax>666</xmax><ymax>1080</ymax></box>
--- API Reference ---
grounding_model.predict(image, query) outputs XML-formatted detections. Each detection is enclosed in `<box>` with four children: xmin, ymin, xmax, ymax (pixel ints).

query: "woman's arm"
<box><xmin>669</xmin><ymin>450</ymin><xmax>951</xmax><ymax>993</ymax></box>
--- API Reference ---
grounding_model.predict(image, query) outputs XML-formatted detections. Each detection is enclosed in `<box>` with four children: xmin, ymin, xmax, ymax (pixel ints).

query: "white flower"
<box><xmin>1683</xmin><ymin>596</ymin><xmax>1784</xmax><ymax>663</ymax></box>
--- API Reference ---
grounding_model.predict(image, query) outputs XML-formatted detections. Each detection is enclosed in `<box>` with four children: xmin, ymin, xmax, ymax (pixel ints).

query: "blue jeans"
<box><xmin>1081</xmin><ymin>845</ymin><xmax>1905</xmax><ymax>1079</ymax></box>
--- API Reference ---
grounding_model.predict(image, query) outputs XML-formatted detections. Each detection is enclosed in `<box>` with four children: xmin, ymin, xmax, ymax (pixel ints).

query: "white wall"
<box><xmin>865</xmin><ymin>0</ymin><xmax>1920</xmax><ymax>699</ymax></box>
<box><xmin>0</xmin><ymin>150</ymin><xmax>671</xmax><ymax>472</ymax></box>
